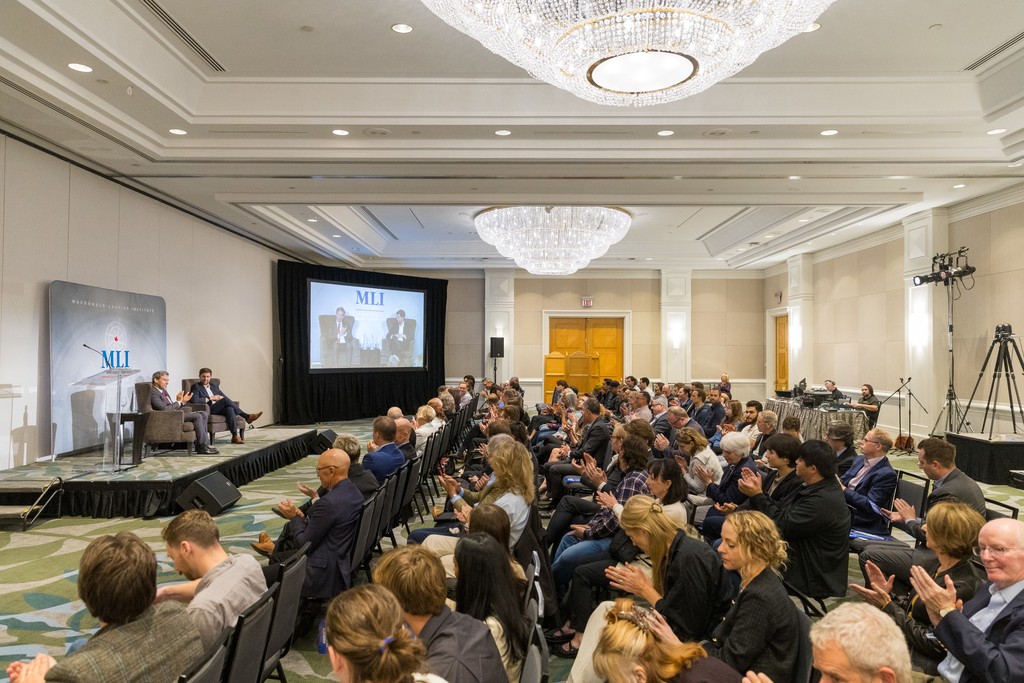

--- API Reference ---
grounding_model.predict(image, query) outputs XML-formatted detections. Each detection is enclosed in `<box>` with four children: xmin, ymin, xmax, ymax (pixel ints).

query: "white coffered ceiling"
<box><xmin>2</xmin><ymin>0</ymin><xmax>1023</xmax><ymax>272</ymax></box>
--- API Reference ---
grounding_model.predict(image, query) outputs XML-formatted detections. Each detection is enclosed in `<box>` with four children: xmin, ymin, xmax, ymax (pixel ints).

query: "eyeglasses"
<box><xmin>973</xmin><ymin>545</ymin><xmax>1016</xmax><ymax>558</ymax></box>
<box><xmin>860</xmin><ymin>438</ymin><xmax>881</xmax><ymax>445</ymax></box>
<box><xmin>316</xmin><ymin>465</ymin><xmax>337</xmax><ymax>473</ymax></box>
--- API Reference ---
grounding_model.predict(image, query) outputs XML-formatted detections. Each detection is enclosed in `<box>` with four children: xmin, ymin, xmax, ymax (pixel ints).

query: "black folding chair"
<box><xmin>262</xmin><ymin>549</ymin><xmax>309</xmax><ymax>682</ymax></box>
<box><xmin>224</xmin><ymin>584</ymin><xmax>276</xmax><ymax>683</ymax></box>
<box><xmin>178</xmin><ymin>627</ymin><xmax>232</xmax><ymax>683</ymax></box>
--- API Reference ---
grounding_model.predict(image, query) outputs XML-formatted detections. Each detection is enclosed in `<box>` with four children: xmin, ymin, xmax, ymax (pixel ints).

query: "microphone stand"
<box><xmin>881</xmin><ymin>378</ymin><xmax>910</xmax><ymax>447</ymax></box>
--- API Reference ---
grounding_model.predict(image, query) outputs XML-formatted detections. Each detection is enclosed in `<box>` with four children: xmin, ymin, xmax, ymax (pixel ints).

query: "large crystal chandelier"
<box><xmin>475</xmin><ymin>206</ymin><xmax>631</xmax><ymax>275</ymax></box>
<box><xmin>419</xmin><ymin>0</ymin><xmax>837</xmax><ymax>107</ymax></box>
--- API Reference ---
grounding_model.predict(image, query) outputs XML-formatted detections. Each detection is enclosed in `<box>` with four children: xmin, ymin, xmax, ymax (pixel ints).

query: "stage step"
<box><xmin>0</xmin><ymin>477</ymin><xmax>63</xmax><ymax>530</ymax></box>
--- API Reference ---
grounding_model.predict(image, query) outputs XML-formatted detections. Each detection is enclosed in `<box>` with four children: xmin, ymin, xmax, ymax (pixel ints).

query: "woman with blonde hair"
<box><xmin>415</xmin><ymin>434</ymin><xmax>533</xmax><ymax>552</ymax></box>
<box><xmin>325</xmin><ymin>583</ymin><xmax>446</xmax><ymax>683</ymax></box>
<box><xmin>704</xmin><ymin>510</ymin><xmax>799</xmax><ymax>681</ymax></box>
<box><xmin>674</xmin><ymin>428</ymin><xmax>722</xmax><ymax>500</ymax></box>
<box><xmin>593</xmin><ymin>598</ymin><xmax>741</xmax><ymax>683</ymax></box>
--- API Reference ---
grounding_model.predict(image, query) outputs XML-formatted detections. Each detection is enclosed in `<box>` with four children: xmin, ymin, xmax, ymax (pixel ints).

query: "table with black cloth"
<box><xmin>946</xmin><ymin>431</ymin><xmax>1024</xmax><ymax>486</ymax></box>
<box><xmin>766</xmin><ymin>399</ymin><xmax>869</xmax><ymax>443</ymax></box>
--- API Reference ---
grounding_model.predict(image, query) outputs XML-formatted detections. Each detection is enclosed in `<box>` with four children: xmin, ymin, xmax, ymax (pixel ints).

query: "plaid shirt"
<box><xmin>585</xmin><ymin>469</ymin><xmax>649</xmax><ymax>540</ymax></box>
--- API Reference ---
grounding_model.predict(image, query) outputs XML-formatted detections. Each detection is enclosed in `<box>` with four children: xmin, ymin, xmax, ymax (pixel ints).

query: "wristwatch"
<box><xmin>938</xmin><ymin>606</ymin><xmax>957</xmax><ymax>619</ymax></box>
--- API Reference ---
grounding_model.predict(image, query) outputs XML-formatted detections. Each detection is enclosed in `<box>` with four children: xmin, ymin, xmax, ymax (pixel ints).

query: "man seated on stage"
<box><xmin>251</xmin><ymin>448</ymin><xmax>363</xmax><ymax>601</ymax></box>
<box><xmin>189</xmin><ymin>367</ymin><xmax>263</xmax><ymax>444</ymax></box>
<box><xmin>384</xmin><ymin>308</ymin><xmax>416</xmax><ymax>361</ymax></box>
<box><xmin>156</xmin><ymin>509</ymin><xmax>266</xmax><ymax>649</ymax></box>
<box><xmin>6</xmin><ymin>532</ymin><xmax>203</xmax><ymax>683</ymax></box>
<box><xmin>150</xmin><ymin>371</ymin><xmax>218</xmax><ymax>455</ymax></box>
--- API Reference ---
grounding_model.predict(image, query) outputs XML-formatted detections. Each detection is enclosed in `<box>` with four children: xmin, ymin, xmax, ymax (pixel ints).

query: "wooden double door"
<box><xmin>545</xmin><ymin>317</ymin><xmax>624</xmax><ymax>399</ymax></box>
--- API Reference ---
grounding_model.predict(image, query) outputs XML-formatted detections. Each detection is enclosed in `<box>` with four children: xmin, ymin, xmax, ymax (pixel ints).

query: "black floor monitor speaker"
<box><xmin>175</xmin><ymin>472</ymin><xmax>241</xmax><ymax>515</ymax></box>
<box><xmin>312</xmin><ymin>429</ymin><xmax>338</xmax><ymax>454</ymax></box>
<box><xmin>489</xmin><ymin>337</ymin><xmax>505</xmax><ymax>358</ymax></box>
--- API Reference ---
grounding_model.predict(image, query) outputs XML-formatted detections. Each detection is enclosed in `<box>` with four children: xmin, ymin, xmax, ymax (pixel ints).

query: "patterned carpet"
<box><xmin>1</xmin><ymin>423</ymin><xmax>1022</xmax><ymax>683</ymax></box>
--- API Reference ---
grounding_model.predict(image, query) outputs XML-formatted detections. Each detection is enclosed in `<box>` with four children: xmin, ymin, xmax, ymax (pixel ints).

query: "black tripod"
<box><xmin>931</xmin><ymin>274</ymin><xmax>972</xmax><ymax>436</ymax></box>
<box><xmin>960</xmin><ymin>324</ymin><xmax>1024</xmax><ymax>438</ymax></box>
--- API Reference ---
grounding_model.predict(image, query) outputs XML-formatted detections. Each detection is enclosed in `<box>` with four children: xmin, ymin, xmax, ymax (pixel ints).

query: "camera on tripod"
<box><xmin>995</xmin><ymin>323</ymin><xmax>1014</xmax><ymax>341</ymax></box>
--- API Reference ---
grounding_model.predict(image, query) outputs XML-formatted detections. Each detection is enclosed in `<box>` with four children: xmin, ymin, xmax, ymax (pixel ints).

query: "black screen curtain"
<box><xmin>277</xmin><ymin>260</ymin><xmax>447</xmax><ymax>423</ymax></box>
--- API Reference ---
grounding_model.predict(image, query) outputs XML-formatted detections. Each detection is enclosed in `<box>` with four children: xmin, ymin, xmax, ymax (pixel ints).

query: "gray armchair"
<box><xmin>135</xmin><ymin>382</ymin><xmax>198</xmax><ymax>455</ymax></box>
<box><xmin>181</xmin><ymin>378</ymin><xmax>246</xmax><ymax>444</ymax></box>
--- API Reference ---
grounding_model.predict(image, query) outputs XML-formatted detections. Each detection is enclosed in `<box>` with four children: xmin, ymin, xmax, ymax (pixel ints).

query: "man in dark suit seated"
<box><xmin>539</xmin><ymin>398</ymin><xmax>611</xmax><ymax>506</ymax></box>
<box><xmin>840</xmin><ymin>428</ymin><xmax>898</xmax><ymax>535</ymax></box>
<box><xmin>858</xmin><ymin>436</ymin><xmax>987</xmax><ymax>595</ymax></box>
<box><xmin>150</xmin><ymin>370</ymin><xmax>218</xmax><ymax>454</ymax></box>
<box><xmin>383</xmin><ymin>308</ymin><xmax>416</xmax><ymax>363</ymax></box>
<box><xmin>254</xmin><ymin>448</ymin><xmax>362</xmax><ymax>602</ymax></box>
<box><xmin>6</xmin><ymin>532</ymin><xmax>203</xmax><ymax>683</ymax></box>
<box><xmin>189</xmin><ymin>367</ymin><xmax>263</xmax><ymax>444</ymax></box>
<box><xmin>363</xmin><ymin>416</ymin><xmax>406</xmax><ymax>485</ymax></box>
<box><xmin>911</xmin><ymin>517</ymin><xmax>1024</xmax><ymax>683</ymax></box>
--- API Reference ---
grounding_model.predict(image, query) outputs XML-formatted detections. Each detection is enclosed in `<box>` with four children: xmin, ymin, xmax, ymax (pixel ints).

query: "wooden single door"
<box><xmin>775</xmin><ymin>314</ymin><xmax>789</xmax><ymax>391</ymax></box>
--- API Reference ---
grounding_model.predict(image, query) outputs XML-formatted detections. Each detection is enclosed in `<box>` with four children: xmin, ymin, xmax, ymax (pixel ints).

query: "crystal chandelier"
<box><xmin>475</xmin><ymin>206</ymin><xmax>631</xmax><ymax>275</ymax></box>
<box><xmin>419</xmin><ymin>0</ymin><xmax>837</xmax><ymax>107</ymax></box>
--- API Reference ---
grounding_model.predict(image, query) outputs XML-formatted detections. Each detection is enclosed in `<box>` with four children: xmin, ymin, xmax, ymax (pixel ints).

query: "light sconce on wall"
<box><xmin>789</xmin><ymin>309</ymin><xmax>802</xmax><ymax>351</ymax></box>
<box><xmin>667</xmin><ymin>314</ymin><xmax>686</xmax><ymax>350</ymax></box>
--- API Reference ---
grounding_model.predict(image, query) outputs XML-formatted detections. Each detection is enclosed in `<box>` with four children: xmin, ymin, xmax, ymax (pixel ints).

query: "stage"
<box><xmin>946</xmin><ymin>431</ymin><xmax>1024</xmax><ymax>487</ymax></box>
<box><xmin>0</xmin><ymin>427</ymin><xmax>318</xmax><ymax>519</ymax></box>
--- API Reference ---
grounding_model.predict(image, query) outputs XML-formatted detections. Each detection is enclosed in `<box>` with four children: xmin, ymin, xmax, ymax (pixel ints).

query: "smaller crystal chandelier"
<box><xmin>419</xmin><ymin>1</ymin><xmax>838</xmax><ymax>107</ymax></box>
<box><xmin>475</xmin><ymin>206</ymin><xmax>631</xmax><ymax>275</ymax></box>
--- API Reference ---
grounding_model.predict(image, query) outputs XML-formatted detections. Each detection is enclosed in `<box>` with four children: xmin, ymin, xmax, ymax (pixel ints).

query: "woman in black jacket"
<box><xmin>704</xmin><ymin>510</ymin><xmax>800</xmax><ymax>681</ymax></box>
<box><xmin>850</xmin><ymin>501</ymin><xmax>986</xmax><ymax>674</ymax></box>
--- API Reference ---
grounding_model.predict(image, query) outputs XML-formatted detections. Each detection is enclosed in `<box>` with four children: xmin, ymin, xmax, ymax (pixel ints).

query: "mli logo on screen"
<box><xmin>356</xmin><ymin>290</ymin><xmax>385</xmax><ymax>306</ymax></box>
<box><xmin>100</xmin><ymin>320</ymin><xmax>131</xmax><ymax>369</ymax></box>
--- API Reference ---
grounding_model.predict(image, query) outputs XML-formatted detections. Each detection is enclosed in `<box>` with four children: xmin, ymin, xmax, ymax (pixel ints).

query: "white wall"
<box><xmin>0</xmin><ymin>136</ymin><xmax>279</xmax><ymax>469</ymax></box>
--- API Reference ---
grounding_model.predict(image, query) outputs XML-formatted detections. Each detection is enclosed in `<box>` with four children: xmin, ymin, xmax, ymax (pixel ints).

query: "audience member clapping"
<box><xmin>849</xmin><ymin>501</ymin><xmax>985</xmax><ymax>674</ymax></box>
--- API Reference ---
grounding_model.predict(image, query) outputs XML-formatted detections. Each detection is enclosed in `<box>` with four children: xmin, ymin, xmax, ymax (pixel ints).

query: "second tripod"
<box><xmin>959</xmin><ymin>324</ymin><xmax>1024</xmax><ymax>438</ymax></box>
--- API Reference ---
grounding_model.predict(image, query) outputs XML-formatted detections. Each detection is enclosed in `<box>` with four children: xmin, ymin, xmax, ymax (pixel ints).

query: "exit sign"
<box><xmin>581</xmin><ymin>297</ymin><xmax>593</xmax><ymax>308</ymax></box>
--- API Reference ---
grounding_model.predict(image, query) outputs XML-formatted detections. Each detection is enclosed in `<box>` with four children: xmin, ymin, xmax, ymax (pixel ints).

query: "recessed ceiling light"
<box><xmin>494</xmin><ymin>129</ymin><xmax>512</xmax><ymax>136</ymax></box>
<box><xmin>953</xmin><ymin>183</ymin><xmax>966</xmax><ymax>188</ymax></box>
<box><xmin>1010</xmin><ymin>161</ymin><xmax>1024</xmax><ymax>168</ymax></box>
<box><xmin>788</xmin><ymin>175</ymin><xmax>801</xmax><ymax>180</ymax></box>
<box><xmin>820</xmin><ymin>129</ymin><xmax>839</xmax><ymax>136</ymax></box>
<box><xmin>803</xmin><ymin>22</ymin><xmax>821</xmax><ymax>33</ymax></box>
<box><xmin>806</xmin><ymin>241</ymin><xmax>813</xmax><ymax>245</ymax></box>
<box><xmin>987</xmin><ymin>128</ymin><xmax>1007</xmax><ymax>135</ymax></box>
<box><xmin>657</xmin><ymin>130</ymin><xmax>674</xmax><ymax>137</ymax></box>
<box><xmin>888</xmin><ymin>175</ymin><xmax>909</xmax><ymax>180</ymax></box>
<box><xmin>737</xmin><ymin>247</ymin><xmax>747</xmax><ymax>252</ymax></box>
<box><xmin>168</xmin><ymin>128</ymin><xmax>187</xmax><ymax>135</ymax></box>
<box><xmin>798</xmin><ymin>218</ymin><xmax>810</xmax><ymax>222</ymax></box>
<box><xmin>307</xmin><ymin>218</ymin><xmax>318</xmax><ymax>223</ymax></box>
<box><xmin>764</xmin><ymin>234</ymin><xmax>775</xmax><ymax>239</ymax></box>
<box><xmin>332</xmin><ymin>234</ymin><xmax>342</xmax><ymax>238</ymax></box>
<box><xmin>391</xmin><ymin>23</ymin><xmax>413</xmax><ymax>34</ymax></box>
<box><xmin>645</xmin><ymin>257</ymin><xmax>653</xmax><ymax>261</ymax></box>
<box><xmin>332</xmin><ymin>129</ymin><xmax>350</xmax><ymax>136</ymax></box>
<box><xmin>68</xmin><ymin>63</ymin><xmax>93</xmax><ymax>73</ymax></box>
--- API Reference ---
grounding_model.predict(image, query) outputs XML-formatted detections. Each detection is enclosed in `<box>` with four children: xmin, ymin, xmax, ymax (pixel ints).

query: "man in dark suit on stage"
<box><xmin>189</xmin><ymin>367</ymin><xmax>262</xmax><ymax>444</ymax></box>
<box><xmin>150</xmin><ymin>371</ymin><xmax>218</xmax><ymax>454</ymax></box>
<box><xmin>384</xmin><ymin>309</ymin><xmax>416</xmax><ymax>362</ymax></box>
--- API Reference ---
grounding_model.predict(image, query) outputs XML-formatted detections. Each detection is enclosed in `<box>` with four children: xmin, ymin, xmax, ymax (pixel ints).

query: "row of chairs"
<box><xmin>348</xmin><ymin>403</ymin><xmax>475</xmax><ymax>583</ymax></box>
<box><xmin>180</xmin><ymin>543</ymin><xmax>311</xmax><ymax>683</ymax></box>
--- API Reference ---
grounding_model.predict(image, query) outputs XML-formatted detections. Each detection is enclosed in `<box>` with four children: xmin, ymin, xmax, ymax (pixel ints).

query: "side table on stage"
<box><xmin>109</xmin><ymin>411</ymin><xmax>149</xmax><ymax>467</ymax></box>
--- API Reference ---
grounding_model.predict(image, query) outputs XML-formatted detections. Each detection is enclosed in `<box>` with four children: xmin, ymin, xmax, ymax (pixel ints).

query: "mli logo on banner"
<box><xmin>100</xmin><ymin>320</ymin><xmax>130</xmax><ymax>369</ymax></box>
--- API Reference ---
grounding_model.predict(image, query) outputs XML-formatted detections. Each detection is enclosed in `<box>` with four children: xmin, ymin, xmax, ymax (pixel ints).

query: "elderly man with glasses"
<box><xmin>911</xmin><ymin>518</ymin><xmax>1024</xmax><ymax>683</ymax></box>
<box><xmin>839</xmin><ymin>428</ymin><xmax>898</xmax><ymax>536</ymax></box>
<box><xmin>250</xmin><ymin>448</ymin><xmax>363</xmax><ymax>600</ymax></box>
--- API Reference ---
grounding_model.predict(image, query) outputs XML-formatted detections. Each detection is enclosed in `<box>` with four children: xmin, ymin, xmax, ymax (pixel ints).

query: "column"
<box><xmin>903</xmin><ymin>209</ymin><xmax>949</xmax><ymax>436</ymax></box>
<box><xmin>787</xmin><ymin>254</ymin><xmax>815</xmax><ymax>388</ymax></box>
<box><xmin>484</xmin><ymin>269</ymin><xmax>515</xmax><ymax>384</ymax></box>
<box><xmin>660</xmin><ymin>269</ymin><xmax>692</xmax><ymax>383</ymax></box>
